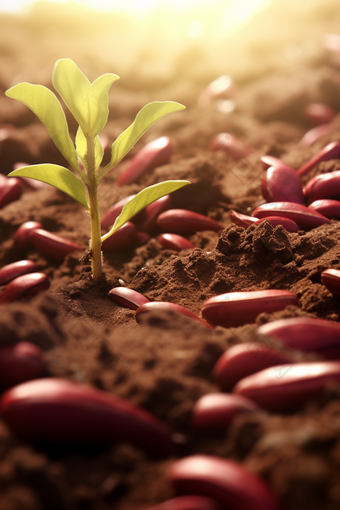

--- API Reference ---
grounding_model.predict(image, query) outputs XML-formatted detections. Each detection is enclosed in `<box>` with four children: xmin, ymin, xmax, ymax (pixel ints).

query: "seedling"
<box><xmin>5</xmin><ymin>59</ymin><xmax>190</xmax><ymax>280</ymax></box>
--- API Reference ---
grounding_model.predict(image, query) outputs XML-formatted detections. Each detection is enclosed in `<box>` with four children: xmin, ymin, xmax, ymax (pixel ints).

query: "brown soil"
<box><xmin>2</xmin><ymin>2</ymin><xmax>340</xmax><ymax>509</ymax></box>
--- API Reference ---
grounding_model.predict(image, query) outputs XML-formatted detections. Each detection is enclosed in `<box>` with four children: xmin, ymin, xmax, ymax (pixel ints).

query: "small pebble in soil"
<box><xmin>213</xmin><ymin>342</ymin><xmax>291</xmax><ymax>390</ymax></box>
<box><xmin>234</xmin><ymin>361</ymin><xmax>340</xmax><ymax>412</ymax></box>
<box><xmin>117</xmin><ymin>136</ymin><xmax>172</xmax><ymax>186</ymax></box>
<box><xmin>0</xmin><ymin>260</ymin><xmax>38</xmax><ymax>286</ymax></box>
<box><xmin>252</xmin><ymin>201</ymin><xmax>330</xmax><ymax>230</ymax></box>
<box><xmin>192</xmin><ymin>392</ymin><xmax>261</xmax><ymax>430</ymax></box>
<box><xmin>0</xmin><ymin>378</ymin><xmax>175</xmax><ymax>456</ymax></box>
<box><xmin>169</xmin><ymin>455</ymin><xmax>279</xmax><ymax>510</ymax></box>
<box><xmin>157</xmin><ymin>209</ymin><xmax>224</xmax><ymax>234</ymax></box>
<box><xmin>257</xmin><ymin>317</ymin><xmax>340</xmax><ymax>359</ymax></box>
<box><xmin>201</xmin><ymin>290</ymin><xmax>299</xmax><ymax>328</ymax></box>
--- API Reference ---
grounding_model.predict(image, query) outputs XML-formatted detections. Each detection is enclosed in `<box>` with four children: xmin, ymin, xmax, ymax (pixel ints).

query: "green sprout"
<box><xmin>5</xmin><ymin>59</ymin><xmax>190</xmax><ymax>281</ymax></box>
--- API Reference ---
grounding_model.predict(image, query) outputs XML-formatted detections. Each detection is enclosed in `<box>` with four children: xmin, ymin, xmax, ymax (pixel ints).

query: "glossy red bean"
<box><xmin>157</xmin><ymin>210</ymin><xmax>224</xmax><ymax>234</ymax></box>
<box><xmin>308</xmin><ymin>199</ymin><xmax>340</xmax><ymax>219</ymax></box>
<box><xmin>135</xmin><ymin>231</ymin><xmax>150</xmax><ymax>246</ymax></box>
<box><xmin>146</xmin><ymin>495</ymin><xmax>221</xmax><ymax>510</ymax></box>
<box><xmin>304</xmin><ymin>171</ymin><xmax>340</xmax><ymax>204</ymax></box>
<box><xmin>108</xmin><ymin>287</ymin><xmax>150</xmax><ymax>310</ymax></box>
<box><xmin>262</xmin><ymin>165</ymin><xmax>303</xmax><ymax>204</ymax></box>
<box><xmin>260</xmin><ymin>155</ymin><xmax>294</xmax><ymax>171</ymax></box>
<box><xmin>0</xmin><ymin>378</ymin><xmax>174</xmax><ymax>455</ymax></box>
<box><xmin>101</xmin><ymin>194</ymin><xmax>136</xmax><ymax>231</ymax></box>
<box><xmin>0</xmin><ymin>260</ymin><xmax>38</xmax><ymax>286</ymax></box>
<box><xmin>169</xmin><ymin>455</ymin><xmax>278</xmax><ymax>510</ymax></box>
<box><xmin>198</xmin><ymin>74</ymin><xmax>235</xmax><ymax>107</ymax></box>
<box><xmin>192</xmin><ymin>393</ymin><xmax>260</xmax><ymax>430</ymax></box>
<box><xmin>201</xmin><ymin>290</ymin><xmax>299</xmax><ymax>328</ymax></box>
<box><xmin>257</xmin><ymin>317</ymin><xmax>340</xmax><ymax>359</ymax></box>
<box><xmin>234</xmin><ymin>361</ymin><xmax>340</xmax><ymax>412</ymax></box>
<box><xmin>0</xmin><ymin>173</ymin><xmax>8</xmax><ymax>189</ymax></box>
<box><xmin>304</xmin><ymin>103</ymin><xmax>335</xmax><ymax>126</ymax></box>
<box><xmin>321</xmin><ymin>269</ymin><xmax>340</xmax><ymax>298</ymax></box>
<box><xmin>0</xmin><ymin>273</ymin><xmax>50</xmax><ymax>304</ymax></box>
<box><xmin>14</xmin><ymin>221</ymin><xmax>43</xmax><ymax>248</ymax></box>
<box><xmin>252</xmin><ymin>202</ymin><xmax>330</xmax><ymax>230</ymax></box>
<box><xmin>229</xmin><ymin>210</ymin><xmax>258</xmax><ymax>228</ymax></box>
<box><xmin>0</xmin><ymin>177</ymin><xmax>22</xmax><ymax>208</ymax></box>
<box><xmin>297</xmin><ymin>142</ymin><xmax>340</xmax><ymax>177</ymax></box>
<box><xmin>30</xmin><ymin>229</ymin><xmax>83</xmax><ymax>260</ymax></box>
<box><xmin>254</xmin><ymin>216</ymin><xmax>300</xmax><ymax>233</ymax></box>
<box><xmin>117</xmin><ymin>136</ymin><xmax>172</xmax><ymax>186</ymax></box>
<box><xmin>135</xmin><ymin>302</ymin><xmax>211</xmax><ymax>329</ymax></box>
<box><xmin>101</xmin><ymin>222</ymin><xmax>137</xmax><ymax>252</ymax></box>
<box><xmin>0</xmin><ymin>342</ymin><xmax>45</xmax><ymax>390</ymax></box>
<box><xmin>210</xmin><ymin>133</ymin><xmax>252</xmax><ymax>161</ymax></box>
<box><xmin>213</xmin><ymin>342</ymin><xmax>290</xmax><ymax>390</ymax></box>
<box><xmin>299</xmin><ymin>123</ymin><xmax>331</xmax><ymax>146</ymax></box>
<box><xmin>141</xmin><ymin>195</ymin><xmax>173</xmax><ymax>233</ymax></box>
<box><xmin>158</xmin><ymin>234</ymin><xmax>195</xmax><ymax>251</ymax></box>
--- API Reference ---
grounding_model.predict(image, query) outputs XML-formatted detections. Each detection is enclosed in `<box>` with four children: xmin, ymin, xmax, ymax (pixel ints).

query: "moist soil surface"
<box><xmin>2</xmin><ymin>4</ymin><xmax>340</xmax><ymax>510</ymax></box>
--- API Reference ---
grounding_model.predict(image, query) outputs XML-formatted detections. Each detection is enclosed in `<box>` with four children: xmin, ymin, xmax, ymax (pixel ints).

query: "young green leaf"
<box><xmin>101</xmin><ymin>180</ymin><xmax>190</xmax><ymax>241</ymax></box>
<box><xmin>75</xmin><ymin>127</ymin><xmax>104</xmax><ymax>172</ymax></box>
<box><xmin>8</xmin><ymin>164</ymin><xmax>89</xmax><ymax>209</ymax></box>
<box><xmin>53</xmin><ymin>59</ymin><xmax>119</xmax><ymax>137</ymax></box>
<box><xmin>5</xmin><ymin>84</ymin><xmax>81</xmax><ymax>173</ymax></box>
<box><xmin>100</xmin><ymin>101</ymin><xmax>186</xmax><ymax>180</ymax></box>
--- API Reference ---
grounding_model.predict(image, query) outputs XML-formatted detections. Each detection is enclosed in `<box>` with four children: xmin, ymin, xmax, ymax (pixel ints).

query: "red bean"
<box><xmin>304</xmin><ymin>103</ymin><xmax>335</xmax><ymax>126</ymax></box>
<box><xmin>141</xmin><ymin>195</ymin><xmax>173</xmax><ymax>233</ymax></box>
<box><xmin>0</xmin><ymin>177</ymin><xmax>22</xmax><ymax>208</ymax></box>
<box><xmin>146</xmin><ymin>495</ymin><xmax>221</xmax><ymax>510</ymax></box>
<box><xmin>192</xmin><ymin>393</ymin><xmax>260</xmax><ymax>430</ymax></box>
<box><xmin>304</xmin><ymin>171</ymin><xmax>340</xmax><ymax>204</ymax></box>
<box><xmin>0</xmin><ymin>342</ymin><xmax>45</xmax><ymax>390</ymax></box>
<box><xmin>254</xmin><ymin>216</ymin><xmax>300</xmax><ymax>233</ymax></box>
<box><xmin>260</xmin><ymin>155</ymin><xmax>294</xmax><ymax>171</ymax></box>
<box><xmin>0</xmin><ymin>378</ymin><xmax>174</xmax><ymax>456</ymax></box>
<box><xmin>299</xmin><ymin>123</ymin><xmax>331</xmax><ymax>146</ymax></box>
<box><xmin>135</xmin><ymin>231</ymin><xmax>150</xmax><ymax>246</ymax></box>
<box><xmin>101</xmin><ymin>222</ymin><xmax>137</xmax><ymax>252</ymax></box>
<box><xmin>158</xmin><ymin>234</ymin><xmax>195</xmax><ymax>251</ymax></box>
<box><xmin>213</xmin><ymin>342</ymin><xmax>290</xmax><ymax>390</ymax></box>
<box><xmin>169</xmin><ymin>455</ymin><xmax>279</xmax><ymax>510</ymax></box>
<box><xmin>14</xmin><ymin>221</ymin><xmax>43</xmax><ymax>248</ymax></box>
<box><xmin>234</xmin><ymin>361</ymin><xmax>340</xmax><ymax>412</ymax></box>
<box><xmin>108</xmin><ymin>287</ymin><xmax>150</xmax><ymax>310</ymax></box>
<box><xmin>0</xmin><ymin>173</ymin><xmax>8</xmax><ymax>188</ymax></box>
<box><xmin>210</xmin><ymin>133</ymin><xmax>252</xmax><ymax>161</ymax></box>
<box><xmin>0</xmin><ymin>260</ymin><xmax>38</xmax><ymax>286</ymax></box>
<box><xmin>0</xmin><ymin>273</ymin><xmax>50</xmax><ymax>304</ymax></box>
<box><xmin>30</xmin><ymin>229</ymin><xmax>83</xmax><ymax>260</ymax></box>
<box><xmin>252</xmin><ymin>202</ymin><xmax>330</xmax><ymax>230</ymax></box>
<box><xmin>297</xmin><ymin>142</ymin><xmax>340</xmax><ymax>177</ymax></box>
<box><xmin>321</xmin><ymin>269</ymin><xmax>340</xmax><ymax>298</ymax></box>
<box><xmin>257</xmin><ymin>317</ymin><xmax>340</xmax><ymax>359</ymax></box>
<box><xmin>229</xmin><ymin>210</ymin><xmax>258</xmax><ymax>228</ymax></box>
<box><xmin>198</xmin><ymin>74</ymin><xmax>235</xmax><ymax>107</ymax></box>
<box><xmin>157</xmin><ymin>210</ymin><xmax>224</xmax><ymax>234</ymax></box>
<box><xmin>308</xmin><ymin>199</ymin><xmax>340</xmax><ymax>219</ymax></box>
<box><xmin>262</xmin><ymin>165</ymin><xmax>303</xmax><ymax>204</ymax></box>
<box><xmin>117</xmin><ymin>136</ymin><xmax>172</xmax><ymax>186</ymax></box>
<box><xmin>135</xmin><ymin>302</ymin><xmax>212</xmax><ymax>329</ymax></box>
<box><xmin>101</xmin><ymin>194</ymin><xmax>136</xmax><ymax>231</ymax></box>
<box><xmin>202</xmin><ymin>290</ymin><xmax>299</xmax><ymax>328</ymax></box>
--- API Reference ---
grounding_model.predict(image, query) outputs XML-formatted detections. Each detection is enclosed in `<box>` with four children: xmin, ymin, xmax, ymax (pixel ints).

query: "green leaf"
<box><xmin>52</xmin><ymin>59</ymin><xmax>119</xmax><ymax>137</ymax></box>
<box><xmin>101</xmin><ymin>180</ymin><xmax>190</xmax><ymax>241</ymax></box>
<box><xmin>5</xmin><ymin>83</ymin><xmax>81</xmax><ymax>173</ymax></box>
<box><xmin>75</xmin><ymin>127</ymin><xmax>104</xmax><ymax>172</ymax></box>
<box><xmin>8</xmin><ymin>164</ymin><xmax>88</xmax><ymax>209</ymax></box>
<box><xmin>100</xmin><ymin>101</ymin><xmax>186</xmax><ymax>179</ymax></box>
